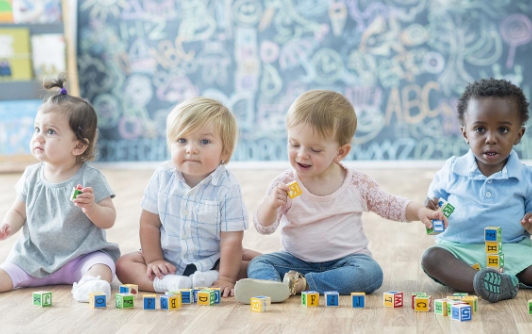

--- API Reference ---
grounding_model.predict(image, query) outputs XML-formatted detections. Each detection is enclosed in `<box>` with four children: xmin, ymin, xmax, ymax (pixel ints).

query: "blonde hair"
<box><xmin>287</xmin><ymin>90</ymin><xmax>357</xmax><ymax>146</ymax></box>
<box><xmin>166</xmin><ymin>97</ymin><xmax>238</xmax><ymax>163</ymax></box>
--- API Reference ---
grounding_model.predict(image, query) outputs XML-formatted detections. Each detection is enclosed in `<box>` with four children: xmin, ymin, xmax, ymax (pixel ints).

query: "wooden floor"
<box><xmin>0</xmin><ymin>167</ymin><xmax>531</xmax><ymax>333</ymax></box>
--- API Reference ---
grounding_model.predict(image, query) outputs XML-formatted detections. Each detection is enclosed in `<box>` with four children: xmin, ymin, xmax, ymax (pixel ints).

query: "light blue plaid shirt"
<box><xmin>141</xmin><ymin>161</ymin><xmax>248</xmax><ymax>274</ymax></box>
<box><xmin>428</xmin><ymin>150</ymin><xmax>532</xmax><ymax>244</ymax></box>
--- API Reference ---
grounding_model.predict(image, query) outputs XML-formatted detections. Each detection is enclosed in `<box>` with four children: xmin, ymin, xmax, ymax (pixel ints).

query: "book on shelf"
<box><xmin>0</xmin><ymin>0</ymin><xmax>13</xmax><ymax>23</ymax></box>
<box><xmin>12</xmin><ymin>0</ymin><xmax>62</xmax><ymax>24</ymax></box>
<box><xmin>0</xmin><ymin>99</ymin><xmax>40</xmax><ymax>155</ymax></box>
<box><xmin>31</xmin><ymin>33</ymin><xmax>65</xmax><ymax>81</ymax></box>
<box><xmin>0</xmin><ymin>27</ymin><xmax>32</xmax><ymax>80</ymax></box>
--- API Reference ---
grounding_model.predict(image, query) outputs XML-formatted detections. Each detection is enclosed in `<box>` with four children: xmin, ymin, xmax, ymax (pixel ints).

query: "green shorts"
<box><xmin>422</xmin><ymin>238</ymin><xmax>532</xmax><ymax>288</ymax></box>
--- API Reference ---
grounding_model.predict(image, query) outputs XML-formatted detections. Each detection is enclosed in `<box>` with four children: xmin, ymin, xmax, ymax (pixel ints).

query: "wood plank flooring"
<box><xmin>0</xmin><ymin>167</ymin><xmax>531</xmax><ymax>333</ymax></box>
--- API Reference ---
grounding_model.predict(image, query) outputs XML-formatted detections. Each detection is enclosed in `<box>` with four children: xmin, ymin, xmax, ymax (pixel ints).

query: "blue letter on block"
<box><xmin>94</xmin><ymin>295</ymin><xmax>106</xmax><ymax>308</ymax></box>
<box><xmin>325</xmin><ymin>291</ymin><xmax>339</xmax><ymax>307</ymax></box>
<box><xmin>160</xmin><ymin>296</ymin><xmax>168</xmax><ymax>310</ymax></box>
<box><xmin>352</xmin><ymin>295</ymin><xmax>365</xmax><ymax>308</ymax></box>
<box><xmin>144</xmin><ymin>297</ymin><xmax>156</xmax><ymax>310</ymax></box>
<box><xmin>181</xmin><ymin>291</ymin><xmax>192</xmax><ymax>304</ymax></box>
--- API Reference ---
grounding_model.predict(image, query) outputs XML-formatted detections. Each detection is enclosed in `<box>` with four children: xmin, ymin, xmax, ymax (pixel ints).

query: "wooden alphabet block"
<box><xmin>486</xmin><ymin>253</ymin><xmax>504</xmax><ymax>269</ymax></box>
<box><xmin>434</xmin><ymin>299</ymin><xmax>448</xmax><ymax>316</ymax></box>
<box><xmin>451</xmin><ymin>303</ymin><xmax>472</xmax><ymax>321</ymax></box>
<box><xmin>301</xmin><ymin>291</ymin><xmax>319</xmax><ymax>307</ymax></box>
<box><xmin>324</xmin><ymin>291</ymin><xmax>339</xmax><ymax>307</ymax></box>
<box><xmin>70</xmin><ymin>185</ymin><xmax>83</xmax><ymax>201</ymax></box>
<box><xmin>411</xmin><ymin>292</ymin><xmax>426</xmax><ymax>309</ymax></box>
<box><xmin>484</xmin><ymin>226</ymin><xmax>502</xmax><ymax>242</ymax></box>
<box><xmin>32</xmin><ymin>291</ymin><xmax>52</xmax><ymax>307</ymax></box>
<box><xmin>89</xmin><ymin>292</ymin><xmax>107</xmax><ymax>309</ymax></box>
<box><xmin>414</xmin><ymin>295</ymin><xmax>432</xmax><ymax>312</ymax></box>
<box><xmin>426</xmin><ymin>219</ymin><xmax>445</xmax><ymax>235</ymax></box>
<box><xmin>160</xmin><ymin>294</ymin><xmax>181</xmax><ymax>310</ymax></box>
<box><xmin>250</xmin><ymin>296</ymin><xmax>271</xmax><ymax>312</ymax></box>
<box><xmin>143</xmin><ymin>294</ymin><xmax>157</xmax><ymax>310</ymax></box>
<box><xmin>471</xmin><ymin>263</ymin><xmax>481</xmax><ymax>271</ymax></box>
<box><xmin>485</xmin><ymin>241</ymin><xmax>503</xmax><ymax>254</ymax></box>
<box><xmin>197</xmin><ymin>290</ymin><xmax>215</xmax><ymax>306</ymax></box>
<box><xmin>383</xmin><ymin>291</ymin><xmax>403</xmax><ymax>308</ymax></box>
<box><xmin>119</xmin><ymin>284</ymin><xmax>139</xmax><ymax>299</ymax></box>
<box><xmin>438</xmin><ymin>198</ymin><xmax>455</xmax><ymax>218</ymax></box>
<box><xmin>351</xmin><ymin>292</ymin><xmax>365</xmax><ymax>308</ymax></box>
<box><xmin>115</xmin><ymin>293</ymin><xmax>134</xmax><ymax>309</ymax></box>
<box><xmin>208</xmin><ymin>287</ymin><xmax>221</xmax><ymax>304</ymax></box>
<box><xmin>180</xmin><ymin>289</ymin><xmax>193</xmax><ymax>304</ymax></box>
<box><xmin>287</xmin><ymin>181</ymin><xmax>303</xmax><ymax>199</ymax></box>
<box><xmin>528</xmin><ymin>299</ymin><xmax>532</xmax><ymax>315</ymax></box>
<box><xmin>461</xmin><ymin>296</ymin><xmax>478</xmax><ymax>314</ymax></box>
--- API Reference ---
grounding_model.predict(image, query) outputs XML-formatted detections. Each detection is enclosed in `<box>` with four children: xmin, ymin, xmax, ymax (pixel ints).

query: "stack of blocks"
<box><xmin>251</xmin><ymin>296</ymin><xmax>271</xmax><ymax>312</ymax></box>
<box><xmin>383</xmin><ymin>291</ymin><xmax>403</xmax><ymax>308</ymax></box>
<box><xmin>115</xmin><ymin>284</ymin><xmax>139</xmax><ymax>309</ymax></box>
<box><xmin>33</xmin><ymin>291</ymin><xmax>52</xmax><ymax>307</ymax></box>
<box><xmin>434</xmin><ymin>293</ymin><xmax>477</xmax><ymax>320</ymax></box>
<box><xmin>426</xmin><ymin>198</ymin><xmax>455</xmax><ymax>235</ymax></box>
<box><xmin>485</xmin><ymin>226</ymin><xmax>504</xmax><ymax>270</ymax></box>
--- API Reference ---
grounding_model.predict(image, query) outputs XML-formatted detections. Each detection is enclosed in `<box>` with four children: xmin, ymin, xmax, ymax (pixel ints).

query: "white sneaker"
<box><xmin>153</xmin><ymin>275</ymin><xmax>192</xmax><ymax>293</ymax></box>
<box><xmin>72</xmin><ymin>275</ymin><xmax>111</xmax><ymax>303</ymax></box>
<box><xmin>234</xmin><ymin>278</ymin><xmax>290</xmax><ymax>304</ymax></box>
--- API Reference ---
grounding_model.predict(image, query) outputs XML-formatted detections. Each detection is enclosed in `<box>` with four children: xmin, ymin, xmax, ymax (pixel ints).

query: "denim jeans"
<box><xmin>247</xmin><ymin>251</ymin><xmax>383</xmax><ymax>294</ymax></box>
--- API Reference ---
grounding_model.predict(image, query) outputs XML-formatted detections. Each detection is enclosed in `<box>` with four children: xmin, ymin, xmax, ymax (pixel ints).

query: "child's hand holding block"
<box><xmin>70</xmin><ymin>185</ymin><xmax>83</xmax><ymax>201</ymax></box>
<box><xmin>287</xmin><ymin>181</ymin><xmax>302</xmax><ymax>199</ymax></box>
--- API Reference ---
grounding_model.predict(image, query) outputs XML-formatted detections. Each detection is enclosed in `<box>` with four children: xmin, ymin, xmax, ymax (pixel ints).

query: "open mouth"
<box><xmin>297</xmin><ymin>162</ymin><xmax>311</xmax><ymax>169</ymax></box>
<box><xmin>484</xmin><ymin>152</ymin><xmax>497</xmax><ymax>156</ymax></box>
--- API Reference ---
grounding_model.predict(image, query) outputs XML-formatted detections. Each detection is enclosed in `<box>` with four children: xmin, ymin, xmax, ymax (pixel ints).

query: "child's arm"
<box><xmin>407</xmin><ymin>201</ymin><xmax>447</xmax><ymax>229</ymax></box>
<box><xmin>256</xmin><ymin>183</ymin><xmax>290</xmax><ymax>227</ymax></box>
<box><xmin>73</xmin><ymin>185</ymin><xmax>116</xmax><ymax>229</ymax></box>
<box><xmin>0</xmin><ymin>198</ymin><xmax>26</xmax><ymax>240</ymax></box>
<box><xmin>139</xmin><ymin>209</ymin><xmax>176</xmax><ymax>280</ymax></box>
<box><xmin>521</xmin><ymin>213</ymin><xmax>532</xmax><ymax>233</ymax></box>
<box><xmin>212</xmin><ymin>230</ymin><xmax>243</xmax><ymax>297</ymax></box>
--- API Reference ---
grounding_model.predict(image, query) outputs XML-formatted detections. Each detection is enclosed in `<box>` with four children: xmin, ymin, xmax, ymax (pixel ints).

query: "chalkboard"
<box><xmin>77</xmin><ymin>0</ymin><xmax>532</xmax><ymax>162</ymax></box>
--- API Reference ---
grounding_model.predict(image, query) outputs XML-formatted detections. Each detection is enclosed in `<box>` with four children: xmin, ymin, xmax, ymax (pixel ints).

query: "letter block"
<box><xmin>70</xmin><ymin>185</ymin><xmax>83</xmax><ymax>201</ymax></box>
<box><xmin>250</xmin><ymin>296</ymin><xmax>271</xmax><ymax>312</ymax></box>
<box><xmin>301</xmin><ymin>291</ymin><xmax>319</xmax><ymax>307</ymax></box>
<box><xmin>324</xmin><ymin>291</ymin><xmax>339</xmax><ymax>307</ymax></box>
<box><xmin>486</xmin><ymin>253</ymin><xmax>504</xmax><ymax>269</ymax></box>
<box><xmin>197</xmin><ymin>290</ymin><xmax>216</xmax><ymax>306</ymax></box>
<box><xmin>438</xmin><ymin>198</ymin><xmax>455</xmax><ymax>218</ymax></box>
<box><xmin>180</xmin><ymin>289</ymin><xmax>194</xmax><ymax>304</ymax></box>
<box><xmin>89</xmin><ymin>292</ymin><xmax>107</xmax><ymax>309</ymax></box>
<box><xmin>287</xmin><ymin>181</ymin><xmax>303</xmax><ymax>199</ymax></box>
<box><xmin>451</xmin><ymin>303</ymin><xmax>472</xmax><ymax>321</ymax></box>
<box><xmin>485</xmin><ymin>241</ymin><xmax>502</xmax><ymax>254</ymax></box>
<box><xmin>115</xmin><ymin>293</ymin><xmax>134</xmax><ymax>309</ymax></box>
<box><xmin>434</xmin><ymin>299</ymin><xmax>448</xmax><ymax>316</ymax></box>
<box><xmin>528</xmin><ymin>299</ymin><xmax>532</xmax><ymax>315</ymax></box>
<box><xmin>383</xmin><ymin>291</ymin><xmax>403</xmax><ymax>308</ymax></box>
<box><xmin>426</xmin><ymin>219</ymin><xmax>445</xmax><ymax>235</ymax></box>
<box><xmin>160</xmin><ymin>294</ymin><xmax>182</xmax><ymax>310</ymax></box>
<box><xmin>461</xmin><ymin>296</ymin><xmax>478</xmax><ymax>314</ymax></box>
<box><xmin>484</xmin><ymin>226</ymin><xmax>502</xmax><ymax>242</ymax></box>
<box><xmin>208</xmin><ymin>287</ymin><xmax>221</xmax><ymax>304</ymax></box>
<box><xmin>411</xmin><ymin>292</ymin><xmax>426</xmax><ymax>309</ymax></box>
<box><xmin>119</xmin><ymin>284</ymin><xmax>139</xmax><ymax>299</ymax></box>
<box><xmin>471</xmin><ymin>263</ymin><xmax>481</xmax><ymax>271</ymax></box>
<box><xmin>33</xmin><ymin>291</ymin><xmax>52</xmax><ymax>307</ymax></box>
<box><xmin>143</xmin><ymin>294</ymin><xmax>157</xmax><ymax>310</ymax></box>
<box><xmin>414</xmin><ymin>295</ymin><xmax>432</xmax><ymax>312</ymax></box>
<box><xmin>351</xmin><ymin>292</ymin><xmax>365</xmax><ymax>308</ymax></box>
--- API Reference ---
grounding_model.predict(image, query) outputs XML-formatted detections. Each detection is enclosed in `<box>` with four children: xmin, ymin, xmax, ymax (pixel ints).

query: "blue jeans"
<box><xmin>247</xmin><ymin>251</ymin><xmax>383</xmax><ymax>294</ymax></box>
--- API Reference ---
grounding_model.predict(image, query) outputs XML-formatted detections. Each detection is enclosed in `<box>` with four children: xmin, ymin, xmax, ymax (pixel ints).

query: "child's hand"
<box><xmin>424</xmin><ymin>197</ymin><xmax>439</xmax><ymax>210</ymax></box>
<box><xmin>0</xmin><ymin>224</ymin><xmax>11</xmax><ymax>240</ymax></box>
<box><xmin>211</xmin><ymin>278</ymin><xmax>235</xmax><ymax>297</ymax></box>
<box><xmin>266</xmin><ymin>183</ymin><xmax>290</xmax><ymax>210</ymax></box>
<box><xmin>73</xmin><ymin>185</ymin><xmax>96</xmax><ymax>215</ymax></box>
<box><xmin>521</xmin><ymin>213</ymin><xmax>532</xmax><ymax>233</ymax></box>
<box><xmin>146</xmin><ymin>259</ymin><xmax>177</xmax><ymax>280</ymax></box>
<box><xmin>417</xmin><ymin>207</ymin><xmax>447</xmax><ymax>230</ymax></box>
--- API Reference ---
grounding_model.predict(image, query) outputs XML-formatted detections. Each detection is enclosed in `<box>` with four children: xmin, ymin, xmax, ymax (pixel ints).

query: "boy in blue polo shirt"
<box><xmin>421</xmin><ymin>78</ymin><xmax>532</xmax><ymax>303</ymax></box>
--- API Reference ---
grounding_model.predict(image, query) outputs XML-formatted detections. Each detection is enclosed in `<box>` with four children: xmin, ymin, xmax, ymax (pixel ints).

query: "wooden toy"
<box><xmin>351</xmin><ymin>292</ymin><xmax>365</xmax><ymax>308</ymax></box>
<box><xmin>426</xmin><ymin>219</ymin><xmax>445</xmax><ymax>235</ymax></box>
<box><xmin>438</xmin><ymin>198</ymin><xmax>455</xmax><ymax>218</ymax></box>
<box><xmin>411</xmin><ymin>292</ymin><xmax>426</xmax><ymax>309</ymax></box>
<box><xmin>208</xmin><ymin>287</ymin><xmax>221</xmax><ymax>304</ymax></box>
<box><xmin>160</xmin><ymin>294</ymin><xmax>181</xmax><ymax>310</ymax></box>
<box><xmin>193</xmin><ymin>287</ymin><xmax>208</xmax><ymax>303</ymax></box>
<box><xmin>383</xmin><ymin>291</ymin><xmax>403</xmax><ymax>308</ymax></box>
<box><xmin>301</xmin><ymin>291</ymin><xmax>319</xmax><ymax>307</ymax></box>
<box><xmin>287</xmin><ymin>181</ymin><xmax>303</xmax><ymax>199</ymax></box>
<box><xmin>325</xmin><ymin>291</ymin><xmax>339</xmax><ymax>307</ymax></box>
<box><xmin>250</xmin><ymin>296</ymin><xmax>271</xmax><ymax>312</ymax></box>
<box><xmin>446</xmin><ymin>300</ymin><xmax>466</xmax><ymax>315</ymax></box>
<box><xmin>434</xmin><ymin>299</ymin><xmax>448</xmax><ymax>316</ymax></box>
<box><xmin>451</xmin><ymin>303</ymin><xmax>472</xmax><ymax>321</ymax></box>
<box><xmin>115</xmin><ymin>293</ymin><xmax>134</xmax><ymax>309</ymax></box>
<box><xmin>471</xmin><ymin>263</ymin><xmax>481</xmax><ymax>271</ymax></box>
<box><xmin>119</xmin><ymin>284</ymin><xmax>139</xmax><ymax>299</ymax></box>
<box><xmin>528</xmin><ymin>299</ymin><xmax>532</xmax><ymax>315</ymax></box>
<box><xmin>414</xmin><ymin>295</ymin><xmax>432</xmax><ymax>312</ymax></box>
<box><xmin>32</xmin><ymin>291</ymin><xmax>52</xmax><ymax>307</ymax></box>
<box><xmin>461</xmin><ymin>296</ymin><xmax>478</xmax><ymax>314</ymax></box>
<box><xmin>143</xmin><ymin>294</ymin><xmax>157</xmax><ymax>310</ymax></box>
<box><xmin>70</xmin><ymin>185</ymin><xmax>83</xmax><ymax>201</ymax></box>
<box><xmin>89</xmin><ymin>292</ymin><xmax>107</xmax><ymax>309</ymax></box>
<box><xmin>485</xmin><ymin>241</ymin><xmax>502</xmax><ymax>254</ymax></box>
<box><xmin>197</xmin><ymin>290</ymin><xmax>216</xmax><ymax>306</ymax></box>
<box><xmin>180</xmin><ymin>289</ymin><xmax>193</xmax><ymax>304</ymax></box>
<box><xmin>484</xmin><ymin>226</ymin><xmax>502</xmax><ymax>242</ymax></box>
<box><xmin>451</xmin><ymin>292</ymin><xmax>468</xmax><ymax>298</ymax></box>
<box><xmin>486</xmin><ymin>253</ymin><xmax>504</xmax><ymax>269</ymax></box>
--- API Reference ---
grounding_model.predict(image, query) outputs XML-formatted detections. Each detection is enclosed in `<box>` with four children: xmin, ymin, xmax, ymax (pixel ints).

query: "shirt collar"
<box><xmin>174</xmin><ymin>164</ymin><xmax>226</xmax><ymax>187</ymax></box>
<box><xmin>453</xmin><ymin>149</ymin><xmax>522</xmax><ymax>180</ymax></box>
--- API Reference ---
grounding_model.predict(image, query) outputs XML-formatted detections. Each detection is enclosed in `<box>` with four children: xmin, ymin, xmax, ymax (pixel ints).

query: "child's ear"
<box><xmin>514</xmin><ymin>127</ymin><xmax>525</xmax><ymax>145</ymax></box>
<box><xmin>336</xmin><ymin>143</ymin><xmax>352</xmax><ymax>162</ymax></box>
<box><xmin>72</xmin><ymin>138</ymin><xmax>89</xmax><ymax>157</ymax></box>
<box><xmin>460</xmin><ymin>126</ymin><xmax>469</xmax><ymax>144</ymax></box>
<box><xmin>220</xmin><ymin>150</ymin><xmax>230</xmax><ymax>164</ymax></box>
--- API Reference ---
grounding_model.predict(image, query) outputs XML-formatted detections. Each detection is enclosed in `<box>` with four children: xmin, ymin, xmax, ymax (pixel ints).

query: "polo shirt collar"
<box><xmin>453</xmin><ymin>149</ymin><xmax>522</xmax><ymax>180</ymax></box>
<box><xmin>174</xmin><ymin>164</ymin><xmax>226</xmax><ymax>186</ymax></box>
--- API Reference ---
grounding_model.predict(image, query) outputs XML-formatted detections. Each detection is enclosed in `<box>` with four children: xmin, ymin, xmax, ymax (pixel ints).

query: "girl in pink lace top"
<box><xmin>234</xmin><ymin>90</ymin><xmax>445</xmax><ymax>304</ymax></box>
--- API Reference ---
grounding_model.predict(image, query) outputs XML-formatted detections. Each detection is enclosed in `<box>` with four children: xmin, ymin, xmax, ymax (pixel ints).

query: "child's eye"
<box><xmin>177</xmin><ymin>138</ymin><xmax>187</xmax><ymax>144</ymax></box>
<box><xmin>499</xmin><ymin>127</ymin><xmax>509</xmax><ymax>133</ymax></box>
<box><xmin>46</xmin><ymin>129</ymin><xmax>56</xmax><ymax>135</ymax></box>
<box><xmin>200</xmin><ymin>139</ymin><xmax>210</xmax><ymax>145</ymax></box>
<box><xmin>289</xmin><ymin>142</ymin><xmax>299</xmax><ymax>148</ymax></box>
<box><xmin>311</xmin><ymin>148</ymin><xmax>322</xmax><ymax>153</ymax></box>
<box><xmin>34</xmin><ymin>127</ymin><xmax>40</xmax><ymax>133</ymax></box>
<box><xmin>474</xmin><ymin>127</ymin><xmax>485</xmax><ymax>133</ymax></box>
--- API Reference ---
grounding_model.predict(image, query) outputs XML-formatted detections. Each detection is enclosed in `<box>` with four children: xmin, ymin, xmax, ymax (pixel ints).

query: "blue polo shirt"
<box><xmin>428</xmin><ymin>150</ymin><xmax>532</xmax><ymax>244</ymax></box>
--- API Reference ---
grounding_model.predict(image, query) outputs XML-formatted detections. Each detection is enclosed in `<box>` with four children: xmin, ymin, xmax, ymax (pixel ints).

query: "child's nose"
<box><xmin>186</xmin><ymin>143</ymin><xmax>198</xmax><ymax>154</ymax></box>
<box><xmin>485</xmin><ymin>131</ymin><xmax>497</xmax><ymax>144</ymax></box>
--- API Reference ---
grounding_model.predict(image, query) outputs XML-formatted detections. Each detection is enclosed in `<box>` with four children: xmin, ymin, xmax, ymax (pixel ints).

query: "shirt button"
<box><xmin>487</xmin><ymin>180</ymin><xmax>492</xmax><ymax>184</ymax></box>
<box><xmin>486</xmin><ymin>192</ymin><xmax>491</xmax><ymax>197</ymax></box>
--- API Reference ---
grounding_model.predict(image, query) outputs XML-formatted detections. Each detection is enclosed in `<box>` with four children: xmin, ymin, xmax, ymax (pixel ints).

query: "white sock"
<box><xmin>192</xmin><ymin>270</ymin><xmax>219</xmax><ymax>288</ymax></box>
<box><xmin>71</xmin><ymin>275</ymin><xmax>111</xmax><ymax>303</ymax></box>
<box><xmin>153</xmin><ymin>275</ymin><xmax>192</xmax><ymax>293</ymax></box>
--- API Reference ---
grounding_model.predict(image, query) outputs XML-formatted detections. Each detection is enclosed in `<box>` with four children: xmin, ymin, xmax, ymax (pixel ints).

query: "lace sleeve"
<box><xmin>253</xmin><ymin>209</ymin><xmax>280</xmax><ymax>235</ymax></box>
<box><xmin>352</xmin><ymin>170</ymin><xmax>410</xmax><ymax>222</ymax></box>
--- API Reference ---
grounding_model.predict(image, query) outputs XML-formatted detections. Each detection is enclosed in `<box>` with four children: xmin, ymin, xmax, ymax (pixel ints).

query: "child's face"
<box><xmin>461</xmin><ymin>97</ymin><xmax>525</xmax><ymax>177</ymax></box>
<box><xmin>30</xmin><ymin>109</ymin><xmax>80</xmax><ymax>165</ymax></box>
<box><xmin>170</xmin><ymin>123</ymin><xmax>227</xmax><ymax>187</ymax></box>
<box><xmin>287</xmin><ymin>122</ymin><xmax>346</xmax><ymax>179</ymax></box>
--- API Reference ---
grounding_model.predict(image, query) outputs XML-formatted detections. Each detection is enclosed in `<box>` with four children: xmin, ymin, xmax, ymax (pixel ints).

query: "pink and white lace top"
<box><xmin>254</xmin><ymin>166</ymin><xmax>411</xmax><ymax>262</ymax></box>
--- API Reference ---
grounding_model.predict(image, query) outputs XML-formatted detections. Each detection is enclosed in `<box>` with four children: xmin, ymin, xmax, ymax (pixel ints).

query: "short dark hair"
<box><xmin>457</xmin><ymin>78</ymin><xmax>529</xmax><ymax>126</ymax></box>
<box><xmin>41</xmin><ymin>73</ymin><xmax>98</xmax><ymax>162</ymax></box>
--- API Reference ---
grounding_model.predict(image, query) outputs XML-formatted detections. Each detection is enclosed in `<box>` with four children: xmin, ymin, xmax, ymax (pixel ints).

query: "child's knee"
<box><xmin>0</xmin><ymin>269</ymin><xmax>14</xmax><ymax>292</ymax></box>
<box><xmin>421</xmin><ymin>247</ymin><xmax>445</xmax><ymax>272</ymax></box>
